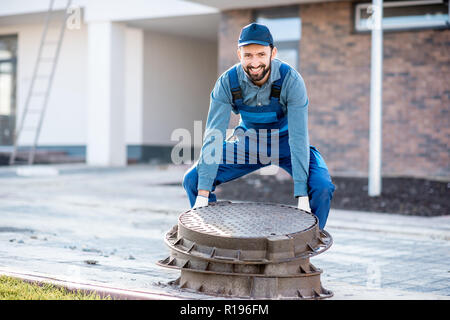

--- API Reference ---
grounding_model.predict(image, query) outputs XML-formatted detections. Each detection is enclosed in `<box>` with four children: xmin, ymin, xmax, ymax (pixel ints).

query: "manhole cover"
<box><xmin>180</xmin><ymin>202</ymin><xmax>317</xmax><ymax>238</ymax></box>
<box><xmin>157</xmin><ymin>201</ymin><xmax>333</xmax><ymax>299</ymax></box>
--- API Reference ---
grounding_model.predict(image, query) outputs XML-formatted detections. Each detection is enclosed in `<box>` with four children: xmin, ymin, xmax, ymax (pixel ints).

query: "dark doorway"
<box><xmin>0</xmin><ymin>34</ymin><xmax>17</xmax><ymax>146</ymax></box>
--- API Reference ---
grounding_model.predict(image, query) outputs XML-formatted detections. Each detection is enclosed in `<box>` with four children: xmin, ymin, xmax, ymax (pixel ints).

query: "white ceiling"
<box><xmin>0</xmin><ymin>10</ymin><xmax>220</xmax><ymax>42</ymax></box>
<box><xmin>0</xmin><ymin>11</ymin><xmax>66</xmax><ymax>27</ymax></box>
<box><xmin>126</xmin><ymin>13</ymin><xmax>220</xmax><ymax>42</ymax></box>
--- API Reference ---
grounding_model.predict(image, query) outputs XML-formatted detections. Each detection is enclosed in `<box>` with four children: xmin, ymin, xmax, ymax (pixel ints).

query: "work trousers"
<box><xmin>182</xmin><ymin>128</ymin><xmax>335</xmax><ymax>229</ymax></box>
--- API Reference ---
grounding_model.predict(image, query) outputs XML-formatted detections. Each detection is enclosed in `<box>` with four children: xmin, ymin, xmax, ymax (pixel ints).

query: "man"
<box><xmin>182</xmin><ymin>23</ymin><xmax>335</xmax><ymax>230</ymax></box>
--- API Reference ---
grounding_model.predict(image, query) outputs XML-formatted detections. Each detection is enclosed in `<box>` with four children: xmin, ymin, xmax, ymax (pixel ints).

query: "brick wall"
<box><xmin>300</xmin><ymin>1</ymin><xmax>450</xmax><ymax>179</ymax></box>
<box><xmin>382</xmin><ymin>24</ymin><xmax>449</xmax><ymax>179</ymax></box>
<box><xmin>218</xmin><ymin>2</ymin><xmax>450</xmax><ymax>179</ymax></box>
<box><xmin>300</xmin><ymin>2</ymin><xmax>372</xmax><ymax>176</ymax></box>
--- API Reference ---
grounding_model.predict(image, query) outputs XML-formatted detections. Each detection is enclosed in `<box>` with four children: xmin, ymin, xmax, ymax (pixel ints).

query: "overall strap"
<box><xmin>270</xmin><ymin>62</ymin><xmax>290</xmax><ymax>100</ymax></box>
<box><xmin>228</xmin><ymin>65</ymin><xmax>243</xmax><ymax>105</ymax></box>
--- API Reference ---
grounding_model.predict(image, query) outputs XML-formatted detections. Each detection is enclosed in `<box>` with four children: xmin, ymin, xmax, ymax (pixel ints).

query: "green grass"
<box><xmin>0</xmin><ymin>275</ymin><xmax>111</xmax><ymax>300</ymax></box>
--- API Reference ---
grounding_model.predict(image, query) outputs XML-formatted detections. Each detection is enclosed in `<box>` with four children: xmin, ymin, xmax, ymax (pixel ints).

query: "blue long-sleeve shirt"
<box><xmin>197</xmin><ymin>58</ymin><xmax>310</xmax><ymax>197</ymax></box>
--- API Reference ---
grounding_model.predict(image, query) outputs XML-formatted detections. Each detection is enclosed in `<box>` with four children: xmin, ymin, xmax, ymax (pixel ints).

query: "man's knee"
<box><xmin>182</xmin><ymin>167</ymin><xmax>198</xmax><ymax>191</ymax></box>
<box><xmin>310</xmin><ymin>179</ymin><xmax>335</xmax><ymax>200</ymax></box>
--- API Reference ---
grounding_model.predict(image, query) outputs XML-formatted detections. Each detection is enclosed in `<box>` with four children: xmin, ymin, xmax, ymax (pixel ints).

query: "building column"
<box><xmin>125</xmin><ymin>27</ymin><xmax>144</xmax><ymax>147</ymax></box>
<box><xmin>86</xmin><ymin>21</ymin><xmax>126</xmax><ymax>166</ymax></box>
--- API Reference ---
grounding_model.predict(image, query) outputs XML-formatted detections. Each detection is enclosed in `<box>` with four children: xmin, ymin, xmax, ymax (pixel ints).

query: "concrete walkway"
<box><xmin>0</xmin><ymin>163</ymin><xmax>449</xmax><ymax>300</ymax></box>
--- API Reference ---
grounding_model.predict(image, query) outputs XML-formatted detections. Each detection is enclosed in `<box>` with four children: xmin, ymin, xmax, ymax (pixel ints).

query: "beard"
<box><xmin>244</xmin><ymin>61</ymin><xmax>271</xmax><ymax>83</ymax></box>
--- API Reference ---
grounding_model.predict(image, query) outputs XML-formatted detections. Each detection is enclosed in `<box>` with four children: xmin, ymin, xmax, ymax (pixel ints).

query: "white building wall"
<box><xmin>0</xmin><ymin>22</ymin><xmax>88</xmax><ymax>146</ymax></box>
<box><xmin>0</xmin><ymin>12</ymin><xmax>218</xmax><ymax>157</ymax></box>
<box><xmin>0</xmin><ymin>22</ymin><xmax>150</xmax><ymax>148</ymax></box>
<box><xmin>143</xmin><ymin>31</ymin><xmax>217</xmax><ymax>147</ymax></box>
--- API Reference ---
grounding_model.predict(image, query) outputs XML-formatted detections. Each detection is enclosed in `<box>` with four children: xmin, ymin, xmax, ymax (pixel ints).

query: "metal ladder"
<box><xmin>9</xmin><ymin>0</ymin><xmax>73</xmax><ymax>165</ymax></box>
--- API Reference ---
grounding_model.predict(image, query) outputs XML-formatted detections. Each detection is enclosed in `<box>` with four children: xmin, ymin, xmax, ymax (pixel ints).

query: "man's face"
<box><xmin>237</xmin><ymin>44</ymin><xmax>277</xmax><ymax>84</ymax></box>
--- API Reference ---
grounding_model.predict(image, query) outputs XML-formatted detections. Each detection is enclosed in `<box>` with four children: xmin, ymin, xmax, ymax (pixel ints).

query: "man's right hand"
<box><xmin>193</xmin><ymin>195</ymin><xmax>209</xmax><ymax>209</ymax></box>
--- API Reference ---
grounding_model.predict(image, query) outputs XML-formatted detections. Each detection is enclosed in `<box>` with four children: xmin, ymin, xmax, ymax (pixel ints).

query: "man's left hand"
<box><xmin>297</xmin><ymin>196</ymin><xmax>311</xmax><ymax>213</ymax></box>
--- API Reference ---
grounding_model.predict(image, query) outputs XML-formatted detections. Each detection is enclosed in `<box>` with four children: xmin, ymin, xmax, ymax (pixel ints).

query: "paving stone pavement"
<box><xmin>0</xmin><ymin>164</ymin><xmax>449</xmax><ymax>300</ymax></box>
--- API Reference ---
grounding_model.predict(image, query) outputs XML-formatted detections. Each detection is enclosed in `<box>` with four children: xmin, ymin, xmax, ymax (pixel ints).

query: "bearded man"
<box><xmin>182</xmin><ymin>23</ymin><xmax>335</xmax><ymax>230</ymax></box>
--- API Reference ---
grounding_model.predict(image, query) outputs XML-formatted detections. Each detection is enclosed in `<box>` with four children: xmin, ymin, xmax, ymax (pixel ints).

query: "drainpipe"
<box><xmin>368</xmin><ymin>0</ymin><xmax>383</xmax><ymax>197</ymax></box>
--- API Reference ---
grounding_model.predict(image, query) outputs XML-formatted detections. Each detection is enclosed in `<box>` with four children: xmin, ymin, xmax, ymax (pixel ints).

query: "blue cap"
<box><xmin>238</xmin><ymin>23</ymin><xmax>273</xmax><ymax>47</ymax></box>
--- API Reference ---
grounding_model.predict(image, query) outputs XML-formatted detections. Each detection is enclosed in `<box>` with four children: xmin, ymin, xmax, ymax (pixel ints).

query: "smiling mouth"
<box><xmin>249</xmin><ymin>66</ymin><xmax>263</xmax><ymax>74</ymax></box>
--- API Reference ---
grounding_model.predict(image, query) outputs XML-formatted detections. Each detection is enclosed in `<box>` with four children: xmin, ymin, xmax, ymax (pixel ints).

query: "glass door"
<box><xmin>0</xmin><ymin>35</ymin><xmax>17</xmax><ymax>146</ymax></box>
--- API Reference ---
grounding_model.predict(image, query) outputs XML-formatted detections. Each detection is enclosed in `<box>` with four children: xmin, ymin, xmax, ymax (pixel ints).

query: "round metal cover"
<box><xmin>180</xmin><ymin>202</ymin><xmax>317</xmax><ymax>238</ymax></box>
<box><xmin>173</xmin><ymin>202</ymin><xmax>328</xmax><ymax>263</ymax></box>
<box><xmin>157</xmin><ymin>202</ymin><xmax>334</xmax><ymax>300</ymax></box>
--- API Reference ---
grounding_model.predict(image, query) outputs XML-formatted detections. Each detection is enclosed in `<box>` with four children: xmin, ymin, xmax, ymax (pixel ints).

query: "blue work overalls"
<box><xmin>183</xmin><ymin>63</ymin><xmax>335</xmax><ymax>229</ymax></box>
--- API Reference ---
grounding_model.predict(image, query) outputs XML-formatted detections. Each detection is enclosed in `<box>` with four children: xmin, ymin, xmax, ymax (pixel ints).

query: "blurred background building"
<box><xmin>0</xmin><ymin>0</ymin><xmax>448</xmax><ymax>179</ymax></box>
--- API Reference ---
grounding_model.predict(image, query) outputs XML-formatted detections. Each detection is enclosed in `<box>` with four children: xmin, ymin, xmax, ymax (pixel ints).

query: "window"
<box><xmin>355</xmin><ymin>0</ymin><xmax>450</xmax><ymax>32</ymax></box>
<box><xmin>254</xmin><ymin>6</ymin><xmax>301</xmax><ymax>70</ymax></box>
